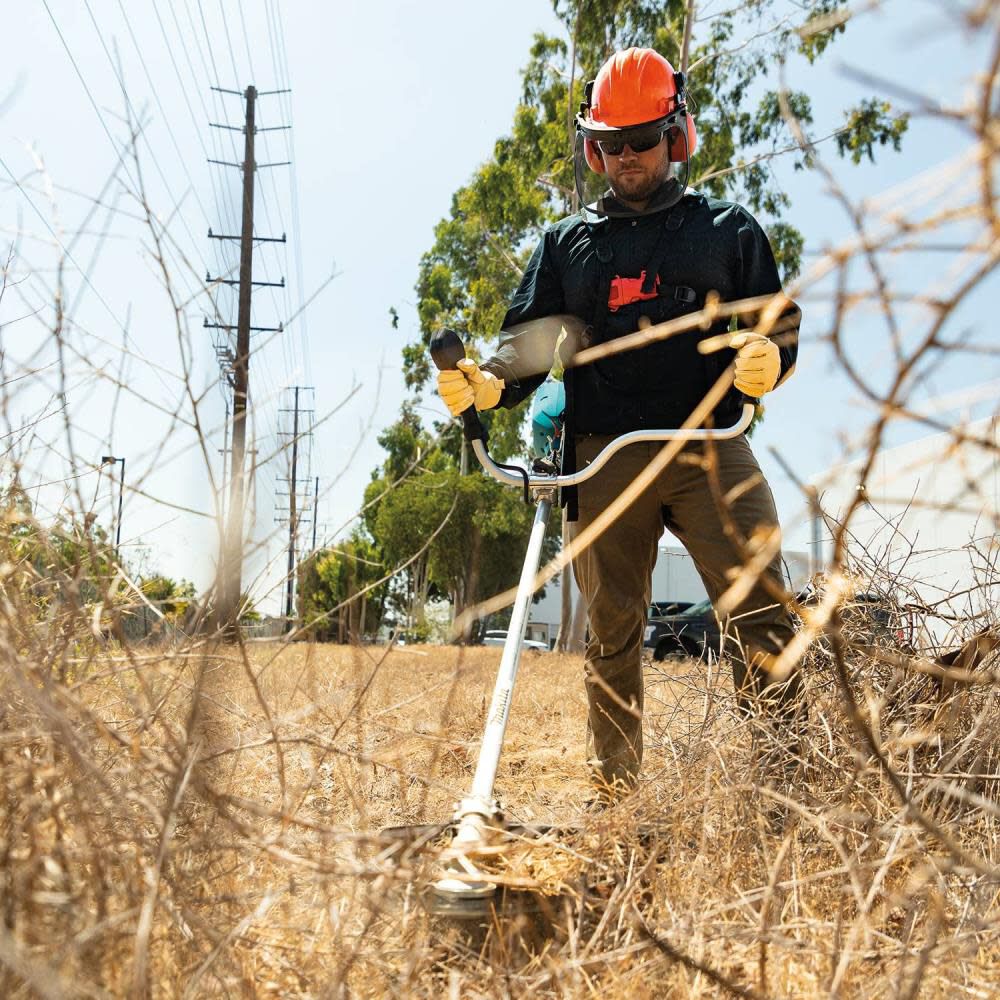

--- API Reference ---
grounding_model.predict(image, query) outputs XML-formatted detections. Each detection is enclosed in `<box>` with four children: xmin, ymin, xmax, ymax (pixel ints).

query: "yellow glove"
<box><xmin>436</xmin><ymin>358</ymin><xmax>505</xmax><ymax>416</ymax></box>
<box><xmin>730</xmin><ymin>332</ymin><xmax>781</xmax><ymax>398</ymax></box>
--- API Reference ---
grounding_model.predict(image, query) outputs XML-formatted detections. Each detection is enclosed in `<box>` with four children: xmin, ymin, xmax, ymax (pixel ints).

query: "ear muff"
<box><xmin>667</xmin><ymin>113</ymin><xmax>698</xmax><ymax>162</ymax></box>
<box><xmin>584</xmin><ymin>138</ymin><xmax>605</xmax><ymax>174</ymax></box>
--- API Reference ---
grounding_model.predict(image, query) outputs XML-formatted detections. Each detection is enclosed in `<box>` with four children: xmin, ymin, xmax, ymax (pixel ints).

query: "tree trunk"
<box><xmin>347</xmin><ymin>560</ymin><xmax>357</xmax><ymax>643</ymax></box>
<box><xmin>348</xmin><ymin>594</ymin><xmax>358</xmax><ymax>644</ymax></box>
<box><xmin>569</xmin><ymin>585</ymin><xmax>588</xmax><ymax>653</ymax></box>
<box><xmin>411</xmin><ymin>556</ymin><xmax>430</xmax><ymax>632</ymax></box>
<box><xmin>458</xmin><ymin>525</ymin><xmax>482</xmax><ymax>644</ymax></box>
<box><xmin>375</xmin><ymin>587</ymin><xmax>387</xmax><ymax>640</ymax></box>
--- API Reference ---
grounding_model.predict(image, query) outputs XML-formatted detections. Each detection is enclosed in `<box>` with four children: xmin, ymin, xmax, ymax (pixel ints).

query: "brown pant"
<box><xmin>571</xmin><ymin>433</ymin><xmax>802</xmax><ymax>787</ymax></box>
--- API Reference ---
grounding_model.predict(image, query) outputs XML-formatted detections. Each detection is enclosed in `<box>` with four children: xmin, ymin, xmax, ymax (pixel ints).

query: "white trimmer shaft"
<box><xmin>433</xmin><ymin>495</ymin><xmax>554</xmax><ymax>899</ymax></box>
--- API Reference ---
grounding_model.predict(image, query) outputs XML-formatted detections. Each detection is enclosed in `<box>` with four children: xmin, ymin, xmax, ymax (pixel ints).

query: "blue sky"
<box><xmin>1</xmin><ymin>1</ymin><xmax>995</xmax><ymax>612</ymax></box>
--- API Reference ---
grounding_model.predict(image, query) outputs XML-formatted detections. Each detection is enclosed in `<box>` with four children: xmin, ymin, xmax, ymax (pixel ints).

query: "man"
<box><xmin>438</xmin><ymin>47</ymin><xmax>803</xmax><ymax>796</ymax></box>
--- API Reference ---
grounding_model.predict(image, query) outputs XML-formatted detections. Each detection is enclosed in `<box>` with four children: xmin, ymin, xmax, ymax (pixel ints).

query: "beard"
<box><xmin>606</xmin><ymin>155</ymin><xmax>674</xmax><ymax>205</ymax></box>
<box><xmin>609</xmin><ymin>168</ymin><xmax>670</xmax><ymax>204</ymax></box>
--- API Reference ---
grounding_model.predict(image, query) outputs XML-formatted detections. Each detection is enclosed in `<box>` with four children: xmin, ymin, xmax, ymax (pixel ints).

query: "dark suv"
<box><xmin>643</xmin><ymin>598</ymin><xmax>721</xmax><ymax>661</ymax></box>
<box><xmin>649</xmin><ymin>600</ymin><xmax>694</xmax><ymax>619</ymax></box>
<box><xmin>795</xmin><ymin>585</ymin><xmax>917</xmax><ymax>651</ymax></box>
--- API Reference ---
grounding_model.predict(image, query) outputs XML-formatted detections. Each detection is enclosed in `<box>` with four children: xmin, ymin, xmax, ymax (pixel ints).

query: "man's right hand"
<box><xmin>437</xmin><ymin>358</ymin><xmax>505</xmax><ymax>416</ymax></box>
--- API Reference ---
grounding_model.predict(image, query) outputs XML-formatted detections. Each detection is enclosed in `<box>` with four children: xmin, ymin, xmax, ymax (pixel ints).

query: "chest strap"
<box><xmin>639</xmin><ymin>200</ymin><xmax>688</xmax><ymax>293</ymax></box>
<box><xmin>603</xmin><ymin>201</ymin><xmax>693</xmax><ymax>312</ymax></box>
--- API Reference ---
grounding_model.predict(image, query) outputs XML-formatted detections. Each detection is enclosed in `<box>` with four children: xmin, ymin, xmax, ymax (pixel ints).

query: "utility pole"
<box><xmin>219</xmin><ymin>398</ymin><xmax>230</xmax><ymax>527</ymax></box>
<box><xmin>275</xmin><ymin>387</ymin><xmax>314</xmax><ymax>632</ymax></box>
<box><xmin>101</xmin><ymin>455</ymin><xmax>125</xmax><ymax>561</ymax></box>
<box><xmin>312</xmin><ymin>476</ymin><xmax>319</xmax><ymax>553</ymax></box>
<box><xmin>205</xmin><ymin>82</ymin><xmax>290</xmax><ymax>634</ymax></box>
<box><xmin>225</xmin><ymin>83</ymin><xmax>255</xmax><ymax>633</ymax></box>
<box><xmin>285</xmin><ymin>386</ymin><xmax>300</xmax><ymax>627</ymax></box>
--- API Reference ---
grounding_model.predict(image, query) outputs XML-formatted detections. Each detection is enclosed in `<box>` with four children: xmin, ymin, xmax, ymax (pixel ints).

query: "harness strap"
<box><xmin>563</xmin><ymin>202</ymin><xmax>692</xmax><ymax>521</ymax></box>
<box><xmin>563</xmin><ymin>223</ymin><xmax>615</xmax><ymax>520</ymax></box>
<box><xmin>639</xmin><ymin>201</ymin><xmax>688</xmax><ymax>294</ymax></box>
<box><xmin>589</xmin><ymin>235</ymin><xmax>616</xmax><ymax>343</ymax></box>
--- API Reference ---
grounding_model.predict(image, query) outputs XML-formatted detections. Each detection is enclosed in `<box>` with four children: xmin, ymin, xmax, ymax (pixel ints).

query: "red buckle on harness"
<box><xmin>608</xmin><ymin>270</ymin><xmax>659</xmax><ymax>312</ymax></box>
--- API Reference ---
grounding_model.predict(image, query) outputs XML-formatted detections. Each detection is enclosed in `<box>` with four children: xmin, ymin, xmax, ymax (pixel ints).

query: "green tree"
<box><xmin>236</xmin><ymin>592</ymin><xmax>261</xmax><ymax>624</ymax></box>
<box><xmin>369</xmin><ymin>470</ymin><xmax>456</xmax><ymax>635</ymax></box>
<box><xmin>429</xmin><ymin>470</ymin><xmax>559</xmax><ymax>639</ymax></box>
<box><xmin>366</xmin><ymin>465</ymin><xmax>558</xmax><ymax>642</ymax></box>
<box><xmin>140</xmin><ymin>575</ymin><xmax>196</xmax><ymax>619</ymax></box>
<box><xmin>298</xmin><ymin>531</ymin><xmax>385</xmax><ymax>643</ymax></box>
<box><xmin>1</xmin><ymin>482</ymin><xmax>119</xmax><ymax>614</ymax></box>
<box><xmin>405</xmin><ymin>0</ymin><xmax>908</xmax><ymax>397</ymax></box>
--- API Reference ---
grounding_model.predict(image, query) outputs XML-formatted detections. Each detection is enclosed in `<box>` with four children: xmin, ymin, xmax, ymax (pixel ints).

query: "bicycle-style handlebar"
<box><xmin>429</xmin><ymin>326</ymin><xmax>755</xmax><ymax>490</ymax></box>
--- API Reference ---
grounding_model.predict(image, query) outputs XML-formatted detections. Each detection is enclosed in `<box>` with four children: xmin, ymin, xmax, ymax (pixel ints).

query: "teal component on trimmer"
<box><xmin>530</xmin><ymin>379</ymin><xmax>566</xmax><ymax>457</ymax></box>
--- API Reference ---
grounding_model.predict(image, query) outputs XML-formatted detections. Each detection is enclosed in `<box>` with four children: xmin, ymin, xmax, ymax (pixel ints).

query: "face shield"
<box><xmin>573</xmin><ymin>110</ymin><xmax>693</xmax><ymax>220</ymax></box>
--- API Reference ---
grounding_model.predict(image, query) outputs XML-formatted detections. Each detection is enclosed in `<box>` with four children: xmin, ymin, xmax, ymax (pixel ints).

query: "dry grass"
<box><xmin>3</xmin><ymin>636</ymin><xmax>999</xmax><ymax>998</ymax></box>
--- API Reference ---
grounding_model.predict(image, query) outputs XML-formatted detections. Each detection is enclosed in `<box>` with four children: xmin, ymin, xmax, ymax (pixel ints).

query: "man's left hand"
<box><xmin>730</xmin><ymin>332</ymin><xmax>780</xmax><ymax>398</ymax></box>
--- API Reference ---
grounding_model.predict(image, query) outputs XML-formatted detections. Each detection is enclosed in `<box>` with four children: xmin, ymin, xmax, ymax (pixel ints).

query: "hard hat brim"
<box><xmin>575</xmin><ymin>111</ymin><xmax>675</xmax><ymax>141</ymax></box>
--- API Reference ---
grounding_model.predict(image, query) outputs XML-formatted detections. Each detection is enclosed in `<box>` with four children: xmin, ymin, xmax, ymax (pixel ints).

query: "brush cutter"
<box><xmin>383</xmin><ymin>328</ymin><xmax>753</xmax><ymax>913</ymax></box>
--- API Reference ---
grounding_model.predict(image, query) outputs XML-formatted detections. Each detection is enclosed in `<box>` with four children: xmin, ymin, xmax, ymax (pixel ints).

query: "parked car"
<box><xmin>794</xmin><ymin>585</ymin><xmax>918</xmax><ymax>652</ymax></box>
<box><xmin>643</xmin><ymin>598</ymin><xmax>720</xmax><ymax>661</ymax></box>
<box><xmin>648</xmin><ymin>600</ymin><xmax>694</xmax><ymax>619</ymax></box>
<box><xmin>482</xmin><ymin>629</ymin><xmax>550</xmax><ymax>652</ymax></box>
<box><xmin>643</xmin><ymin>585</ymin><xmax>919</xmax><ymax>666</ymax></box>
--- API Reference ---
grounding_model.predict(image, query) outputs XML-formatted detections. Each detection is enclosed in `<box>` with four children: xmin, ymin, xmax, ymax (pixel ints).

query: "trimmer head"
<box><xmin>378</xmin><ymin>812</ymin><xmax>569</xmax><ymax>918</ymax></box>
<box><xmin>419</xmin><ymin>882</ymin><xmax>551</xmax><ymax>920</ymax></box>
<box><xmin>432</xmin><ymin>852</ymin><xmax>498</xmax><ymax>910</ymax></box>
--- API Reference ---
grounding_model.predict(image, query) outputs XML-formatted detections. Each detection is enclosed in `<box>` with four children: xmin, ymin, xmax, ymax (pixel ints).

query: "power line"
<box><xmin>194</xmin><ymin>0</ymin><xmax>225</xmax><ymax>97</ymax></box>
<box><xmin>177</xmin><ymin>0</ymin><xmax>242</xmax><ymax>170</ymax></box>
<box><xmin>218</xmin><ymin>0</ymin><xmax>242</xmax><ymax>96</ymax></box>
<box><xmin>38</xmin><ymin>4</ymin><xmax>206</xmax><ymax>335</ymax></box>
<box><xmin>237</xmin><ymin>0</ymin><xmax>257</xmax><ymax>83</ymax></box>
<box><xmin>101</xmin><ymin>1</ymin><xmax>213</xmax><ymax>231</ymax></box>
<box><xmin>58</xmin><ymin>0</ymin><xmax>212</xmax><ymax>295</ymax></box>
<box><xmin>162</xmin><ymin>0</ymin><xmax>241</xmax><ymax>258</ymax></box>
<box><xmin>195</xmin><ymin>5</ymin><xmax>245</xmax><ymax>171</ymax></box>
<box><xmin>221</xmin><ymin>5</ymin><xmax>300</xmax><ymax>403</ymax></box>
<box><xmin>164</xmin><ymin>0</ymin><xmax>257</xmax><ymax>405</ymax></box>
<box><xmin>0</xmin><ymin>152</ymin><xmax>176</xmax><ymax>398</ymax></box>
<box><xmin>268</xmin><ymin>0</ymin><xmax>312</xmax><ymax>380</ymax></box>
<box><xmin>153</xmin><ymin>0</ymin><xmax>240</xmax><ymax>338</ymax></box>
<box><xmin>260</xmin><ymin>1</ymin><xmax>296</xmax><ymax>380</ymax></box>
<box><xmin>121</xmin><ymin>0</ymin><xmax>232</xmax><ymax>238</ymax></box>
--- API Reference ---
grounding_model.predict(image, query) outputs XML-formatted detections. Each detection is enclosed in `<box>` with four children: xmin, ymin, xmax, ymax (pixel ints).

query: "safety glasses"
<box><xmin>597</xmin><ymin>127</ymin><xmax>665</xmax><ymax>157</ymax></box>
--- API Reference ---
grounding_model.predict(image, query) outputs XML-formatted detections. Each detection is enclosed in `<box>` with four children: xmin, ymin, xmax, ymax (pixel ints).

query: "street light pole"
<box><xmin>101</xmin><ymin>456</ymin><xmax>125</xmax><ymax>561</ymax></box>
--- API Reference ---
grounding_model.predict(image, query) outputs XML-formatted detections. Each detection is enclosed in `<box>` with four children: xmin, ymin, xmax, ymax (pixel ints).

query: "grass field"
<box><xmin>2</xmin><ymin>638</ymin><xmax>999</xmax><ymax>998</ymax></box>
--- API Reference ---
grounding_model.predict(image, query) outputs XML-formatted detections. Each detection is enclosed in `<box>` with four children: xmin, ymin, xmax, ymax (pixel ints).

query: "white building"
<box><xmin>525</xmin><ymin>542</ymin><xmax>810</xmax><ymax>648</ymax></box>
<box><xmin>810</xmin><ymin>413</ymin><xmax>999</xmax><ymax>644</ymax></box>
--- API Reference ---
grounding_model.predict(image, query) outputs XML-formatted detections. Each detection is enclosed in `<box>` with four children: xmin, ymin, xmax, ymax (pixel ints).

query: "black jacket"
<box><xmin>483</xmin><ymin>191</ymin><xmax>798</xmax><ymax>434</ymax></box>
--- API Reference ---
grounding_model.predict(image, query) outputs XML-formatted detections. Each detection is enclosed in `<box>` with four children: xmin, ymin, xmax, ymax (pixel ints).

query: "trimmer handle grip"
<box><xmin>429</xmin><ymin>328</ymin><xmax>487</xmax><ymax>444</ymax></box>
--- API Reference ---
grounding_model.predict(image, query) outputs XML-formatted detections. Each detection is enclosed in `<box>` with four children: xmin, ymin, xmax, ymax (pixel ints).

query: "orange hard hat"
<box><xmin>577</xmin><ymin>47</ymin><xmax>697</xmax><ymax>173</ymax></box>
